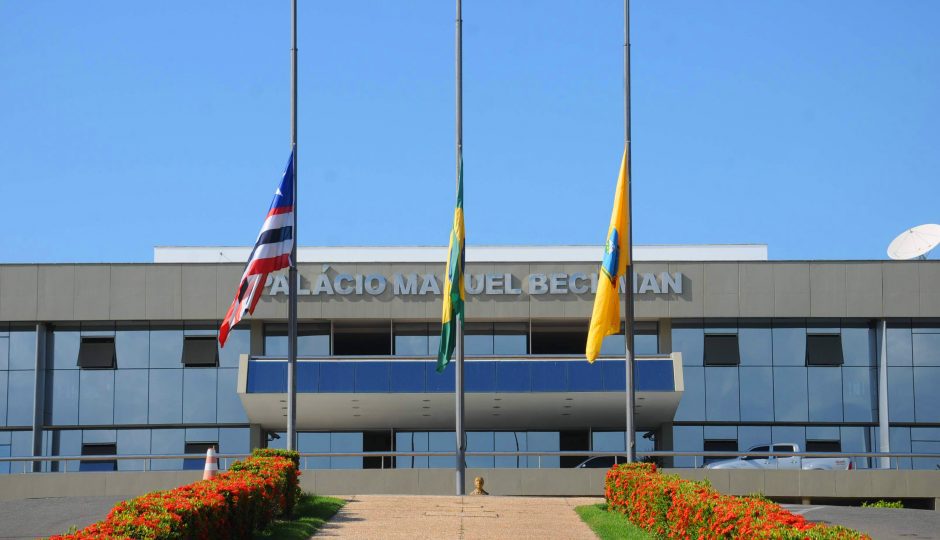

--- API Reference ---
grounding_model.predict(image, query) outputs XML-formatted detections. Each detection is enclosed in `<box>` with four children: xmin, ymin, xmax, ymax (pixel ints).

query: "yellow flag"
<box><xmin>586</xmin><ymin>148</ymin><xmax>630</xmax><ymax>362</ymax></box>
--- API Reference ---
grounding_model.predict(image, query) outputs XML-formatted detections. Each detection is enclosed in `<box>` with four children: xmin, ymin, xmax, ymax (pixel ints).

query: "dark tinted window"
<box><xmin>704</xmin><ymin>335</ymin><xmax>740</xmax><ymax>366</ymax></box>
<box><xmin>80</xmin><ymin>443</ymin><xmax>117</xmax><ymax>471</ymax></box>
<box><xmin>77</xmin><ymin>337</ymin><xmax>116</xmax><ymax>369</ymax></box>
<box><xmin>703</xmin><ymin>440</ymin><xmax>738</xmax><ymax>463</ymax></box>
<box><xmin>334</xmin><ymin>322</ymin><xmax>390</xmax><ymax>356</ymax></box>
<box><xmin>806</xmin><ymin>334</ymin><xmax>844</xmax><ymax>366</ymax></box>
<box><xmin>744</xmin><ymin>445</ymin><xmax>769</xmax><ymax>460</ymax></box>
<box><xmin>531</xmin><ymin>322</ymin><xmax>587</xmax><ymax>355</ymax></box>
<box><xmin>772</xmin><ymin>444</ymin><xmax>797</xmax><ymax>456</ymax></box>
<box><xmin>182</xmin><ymin>336</ymin><xmax>218</xmax><ymax>367</ymax></box>
<box><xmin>184</xmin><ymin>442</ymin><xmax>217</xmax><ymax>470</ymax></box>
<box><xmin>805</xmin><ymin>440</ymin><xmax>841</xmax><ymax>453</ymax></box>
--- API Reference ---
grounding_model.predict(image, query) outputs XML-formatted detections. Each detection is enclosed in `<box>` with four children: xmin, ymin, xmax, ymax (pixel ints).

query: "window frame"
<box><xmin>181</xmin><ymin>335</ymin><xmax>219</xmax><ymax>367</ymax></box>
<box><xmin>703</xmin><ymin>334</ymin><xmax>741</xmax><ymax>366</ymax></box>
<box><xmin>805</xmin><ymin>334</ymin><xmax>844</xmax><ymax>366</ymax></box>
<box><xmin>77</xmin><ymin>336</ymin><xmax>116</xmax><ymax>369</ymax></box>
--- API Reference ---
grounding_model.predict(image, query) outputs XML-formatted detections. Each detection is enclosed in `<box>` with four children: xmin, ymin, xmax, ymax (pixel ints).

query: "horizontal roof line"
<box><xmin>154</xmin><ymin>244</ymin><xmax>769</xmax><ymax>263</ymax></box>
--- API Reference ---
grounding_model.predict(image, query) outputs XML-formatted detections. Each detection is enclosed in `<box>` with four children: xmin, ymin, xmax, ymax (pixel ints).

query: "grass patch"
<box><xmin>575</xmin><ymin>503</ymin><xmax>654</xmax><ymax>540</ymax></box>
<box><xmin>253</xmin><ymin>494</ymin><xmax>346</xmax><ymax>540</ymax></box>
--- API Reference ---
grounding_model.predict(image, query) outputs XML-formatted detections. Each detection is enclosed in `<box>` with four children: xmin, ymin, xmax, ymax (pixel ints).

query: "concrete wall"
<box><xmin>1</xmin><ymin>261</ymin><xmax>938</xmax><ymax>322</ymax></box>
<box><xmin>3</xmin><ymin>469</ymin><xmax>940</xmax><ymax>506</ymax></box>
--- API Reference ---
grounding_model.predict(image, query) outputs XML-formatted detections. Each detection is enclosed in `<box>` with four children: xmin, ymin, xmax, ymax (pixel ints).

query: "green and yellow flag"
<box><xmin>437</xmin><ymin>157</ymin><xmax>466</xmax><ymax>372</ymax></box>
<box><xmin>586</xmin><ymin>148</ymin><xmax>630</xmax><ymax>362</ymax></box>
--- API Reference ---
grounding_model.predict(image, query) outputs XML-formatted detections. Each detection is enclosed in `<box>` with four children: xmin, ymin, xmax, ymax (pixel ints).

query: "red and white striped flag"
<box><xmin>219</xmin><ymin>153</ymin><xmax>295</xmax><ymax>347</ymax></box>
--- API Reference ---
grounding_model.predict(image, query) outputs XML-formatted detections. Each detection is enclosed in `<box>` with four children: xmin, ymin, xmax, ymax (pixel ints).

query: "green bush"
<box><xmin>861</xmin><ymin>499</ymin><xmax>904</xmax><ymax>509</ymax></box>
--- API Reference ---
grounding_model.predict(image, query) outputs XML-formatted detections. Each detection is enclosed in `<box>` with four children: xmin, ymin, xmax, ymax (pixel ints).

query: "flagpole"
<box><xmin>454</xmin><ymin>0</ymin><xmax>466</xmax><ymax>496</ymax></box>
<box><xmin>623</xmin><ymin>0</ymin><xmax>636</xmax><ymax>463</ymax></box>
<box><xmin>286</xmin><ymin>0</ymin><xmax>299</xmax><ymax>452</ymax></box>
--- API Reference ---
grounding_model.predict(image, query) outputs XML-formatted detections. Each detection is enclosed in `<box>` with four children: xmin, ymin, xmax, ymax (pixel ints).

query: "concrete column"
<box><xmin>658</xmin><ymin>422</ymin><xmax>674</xmax><ymax>468</ymax></box>
<box><xmin>878</xmin><ymin>319</ymin><xmax>890</xmax><ymax>469</ymax></box>
<box><xmin>249</xmin><ymin>320</ymin><xmax>264</xmax><ymax>356</ymax></box>
<box><xmin>249</xmin><ymin>424</ymin><xmax>264</xmax><ymax>451</ymax></box>
<box><xmin>658</xmin><ymin>319</ymin><xmax>672</xmax><ymax>355</ymax></box>
<box><xmin>31</xmin><ymin>323</ymin><xmax>47</xmax><ymax>473</ymax></box>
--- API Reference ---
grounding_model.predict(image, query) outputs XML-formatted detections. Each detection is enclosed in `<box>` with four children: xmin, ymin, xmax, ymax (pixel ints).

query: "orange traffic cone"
<box><xmin>203</xmin><ymin>447</ymin><xmax>219</xmax><ymax>480</ymax></box>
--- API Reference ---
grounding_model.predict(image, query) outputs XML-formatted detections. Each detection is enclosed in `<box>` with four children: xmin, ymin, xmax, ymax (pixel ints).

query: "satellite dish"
<box><xmin>887</xmin><ymin>224</ymin><xmax>940</xmax><ymax>260</ymax></box>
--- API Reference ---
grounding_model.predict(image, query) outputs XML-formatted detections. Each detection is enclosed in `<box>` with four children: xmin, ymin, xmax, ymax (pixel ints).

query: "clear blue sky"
<box><xmin>1</xmin><ymin>1</ymin><xmax>938</xmax><ymax>262</ymax></box>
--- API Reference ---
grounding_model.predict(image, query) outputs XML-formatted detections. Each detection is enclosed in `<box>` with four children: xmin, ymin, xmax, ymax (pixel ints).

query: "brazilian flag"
<box><xmin>437</xmin><ymin>157</ymin><xmax>465</xmax><ymax>372</ymax></box>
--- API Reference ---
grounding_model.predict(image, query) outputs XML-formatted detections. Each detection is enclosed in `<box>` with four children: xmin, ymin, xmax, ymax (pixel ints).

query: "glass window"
<box><xmin>911</xmin><ymin>427</ymin><xmax>940</xmax><ymax>470</ymax></box>
<box><xmin>219</xmin><ymin>327</ymin><xmax>249</xmax><ymax>367</ymax></box>
<box><xmin>182</xmin><ymin>337</ymin><xmax>218</xmax><ymax>367</ymax></box>
<box><xmin>672</xmin><ymin>426</ymin><xmax>703</xmax><ymax>468</ymax></box>
<box><xmin>264</xmin><ymin>323</ymin><xmax>330</xmax><ymax>356</ymax></box>
<box><xmin>773</xmin><ymin>367</ymin><xmax>808</xmax><ymax>422</ymax></box>
<box><xmin>739</xmin><ymin>367</ymin><xmax>774</xmax><ymax>421</ymax></box>
<box><xmin>217</xmin><ymin>368</ymin><xmax>248</xmax><ymax>423</ymax></box>
<box><xmin>77</xmin><ymin>337</ymin><xmax>116</xmax><ymax>369</ymax></box>
<box><xmin>297</xmin><ymin>432</ymin><xmax>330</xmax><ymax>469</ymax></box>
<box><xmin>219</xmin><ymin>428</ymin><xmax>250</xmax><ymax>458</ymax></box>
<box><xmin>888</xmin><ymin>367</ymin><xmax>915</xmax><ymax>422</ymax></box>
<box><xmin>0</xmin><ymin>372</ymin><xmax>6</xmax><ymax>426</ymax></box>
<box><xmin>428</xmin><ymin>431</ymin><xmax>455</xmax><ymax>468</ymax></box>
<box><xmin>330</xmin><ymin>432</ymin><xmax>363</xmax><ymax>470</ymax></box>
<box><xmin>770</xmin><ymin>426</ymin><xmax>806</xmax><ymax>452</ymax></box>
<box><xmin>116</xmin><ymin>325</ymin><xmax>150</xmax><ymax>369</ymax></box>
<box><xmin>703</xmin><ymin>440</ymin><xmax>737</xmax><ymax>464</ymax></box>
<box><xmin>674</xmin><ymin>367</ymin><xmax>705</xmax><ymax>422</ymax></box>
<box><xmin>79</xmin><ymin>370</ymin><xmax>114</xmax><ymax>425</ymax></box>
<box><xmin>183</xmin><ymin>369</ymin><xmax>217</xmax><ymax>423</ymax></box>
<box><xmin>704</xmin><ymin>335</ymin><xmax>740</xmax><ymax>366</ymax></box>
<box><xmin>466</xmin><ymin>431</ymin><xmax>495</xmax><ymax>468</ymax></box>
<box><xmin>840</xmin><ymin>426</ymin><xmax>872</xmax><ymax>470</ymax></box>
<box><xmin>887</xmin><ymin>323</ymin><xmax>913</xmax><ymax>366</ymax></box>
<box><xmin>913</xmin><ymin>334</ymin><xmax>940</xmax><ymax>366</ymax></box>
<box><xmin>149</xmin><ymin>369</ymin><xmax>183</xmax><ymax>423</ymax></box>
<box><xmin>393</xmin><ymin>323</ymin><xmax>431</xmax><ymax>356</ymax></box>
<box><xmin>602</xmin><ymin>322</ymin><xmax>659</xmax><ymax>356</ymax></box>
<box><xmin>80</xmin><ymin>443</ymin><xmax>117</xmax><ymax>472</ymax></box>
<box><xmin>333</xmin><ymin>322</ymin><xmax>389</xmax><ymax>356</ymax></box>
<box><xmin>7</xmin><ymin>370</ymin><xmax>34</xmax><ymax>426</ymax></box>
<box><xmin>183</xmin><ymin>442</ymin><xmax>217</xmax><ymax>470</ymax></box>
<box><xmin>149</xmin><ymin>327</ymin><xmax>184</xmax><ymax>368</ymax></box>
<box><xmin>737</xmin><ymin>426</ymin><xmax>772</xmax><ymax>453</ymax></box>
<box><xmin>149</xmin><ymin>429</ymin><xmax>184</xmax><ymax>471</ymax></box>
<box><xmin>705</xmin><ymin>367</ymin><xmax>740</xmax><ymax>421</ymax></box>
<box><xmin>117</xmin><ymin>429</ymin><xmax>151</xmax><ymax>471</ymax></box>
<box><xmin>889</xmin><ymin>427</ymin><xmax>912</xmax><ymax>469</ymax></box>
<box><xmin>772</xmin><ymin>321</ymin><xmax>805</xmax><ymax>366</ymax></box>
<box><xmin>465</xmin><ymin>323</ymin><xmax>494</xmax><ymax>355</ymax></box>
<box><xmin>114</xmin><ymin>370</ymin><xmax>149</xmax><ymax>424</ymax></box>
<box><xmin>495</xmin><ymin>431</ymin><xmax>528</xmax><ymax>469</ymax></box>
<box><xmin>806</xmin><ymin>335</ymin><xmax>843</xmax><ymax>366</ymax></box>
<box><xmin>46</xmin><ymin>369</ymin><xmax>79</xmax><ymax>425</ymax></box>
<box><xmin>525</xmin><ymin>431</ymin><xmax>559</xmax><ymax>468</ymax></box>
<box><xmin>51</xmin><ymin>328</ymin><xmax>80</xmax><ymax>370</ymax></box>
<box><xmin>913</xmin><ymin>367</ymin><xmax>940</xmax><ymax>422</ymax></box>
<box><xmin>738</xmin><ymin>322</ymin><xmax>772</xmax><ymax>366</ymax></box>
<box><xmin>531</xmin><ymin>322</ymin><xmax>586</xmax><ymax>355</ymax></box>
<box><xmin>841</xmin><ymin>322</ymin><xmax>874</xmax><ymax>366</ymax></box>
<box><xmin>494</xmin><ymin>323</ymin><xmax>528</xmax><ymax>355</ymax></box>
<box><xmin>0</xmin><ymin>337</ymin><xmax>8</xmax><ymax>371</ymax></box>
<box><xmin>9</xmin><ymin>327</ymin><xmax>36</xmax><ymax>371</ymax></box>
<box><xmin>805</xmin><ymin>440</ymin><xmax>841</xmax><ymax>453</ymax></box>
<box><xmin>842</xmin><ymin>367</ymin><xmax>875</xmax><ymax>422</ymax></box>
<box><xmin>807</xmin><ymin>367</ymin><xmax>843</xmax><ymax>422</ymax></box>
<box><xmin>672</xmin><ymin>321</ymin><xmax>703</xmax><ymax>366</ymax></box>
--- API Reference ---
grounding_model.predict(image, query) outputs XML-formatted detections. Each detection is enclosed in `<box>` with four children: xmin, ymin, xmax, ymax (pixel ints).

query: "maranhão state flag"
<box><xmin>219</xmin><ymin>153</ymin><xmax>295</xmax><ymax>347</ymax></box>
<box><xmin>586</xmin><ymin>148</ymin><xmax>630</xmax><ymax>362</ymax></box>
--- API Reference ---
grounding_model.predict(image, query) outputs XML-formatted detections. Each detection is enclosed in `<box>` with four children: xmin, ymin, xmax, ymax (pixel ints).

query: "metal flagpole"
<box><xmin>454</xmin><ymin>0</ymin><xmax>466</xmax><ymax>496</ymax></box>
<box><xmin>286</xmin><ymin>0</ymin><xmax>299</xmax><ymax>452</ymax></box>
<box><xmin>623</xmin><ymin>0</ymin><xmax>637</xmax><ymax>463</ymax></box>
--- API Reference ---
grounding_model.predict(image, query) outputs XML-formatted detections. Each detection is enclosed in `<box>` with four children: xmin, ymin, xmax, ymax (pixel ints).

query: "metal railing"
<box><xmin>1</xmin><ymin>450</ymin><xmax>939</xmax><ymax>473</ymax></box>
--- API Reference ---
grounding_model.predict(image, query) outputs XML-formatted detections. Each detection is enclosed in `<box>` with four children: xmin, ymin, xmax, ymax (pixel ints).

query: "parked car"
<box><xmin>703</xmin><ymin>443</ymin><xmax>853</xmax><ymax>470</ymax></box>
<box><xmin>575</xmin><ymin>456</ymin><xmax>626</xmax><ymax>468</ymax></box>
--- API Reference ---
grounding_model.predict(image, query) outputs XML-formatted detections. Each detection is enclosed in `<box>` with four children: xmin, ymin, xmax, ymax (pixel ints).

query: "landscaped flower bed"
<box><xmin>605</xmin><ymin>462</ymin><xmax>870</xmax><ymax>539</ymax></box>
<box><xmin>50</xmin><ymin>449</ymin><xmax>301</xmax><ymax>540</ymax></box>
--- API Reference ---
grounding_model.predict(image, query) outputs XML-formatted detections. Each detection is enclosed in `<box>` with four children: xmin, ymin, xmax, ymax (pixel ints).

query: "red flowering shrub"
<box><xmin>605</xmin><ymin>463</ymin><xmax>870</xmax><ymax>539</ymax></box>
<box><xmin>50</xmin><ymin>450</ymin><xmax>301</xmax><ymax>540</ymax></box>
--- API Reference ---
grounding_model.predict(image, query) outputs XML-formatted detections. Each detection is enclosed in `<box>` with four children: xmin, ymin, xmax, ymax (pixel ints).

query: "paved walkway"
<box><xmin>0</xmin><ymin>496</ymin><xmax>126</xmax><ymax>540</ymax></box>
<box><xmin>782</xmin><ymin>504</ymin><xmax>940</xmax><ymax>540</ymax></box>
<box><xmin>314</xmin><ymin>495</ymin><xmax>604</xmax><ymax>539</ymax></box>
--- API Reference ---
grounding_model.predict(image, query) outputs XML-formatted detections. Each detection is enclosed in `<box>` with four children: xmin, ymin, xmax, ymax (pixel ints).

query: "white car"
<box><xmin>703</xmin><ymin>443</ymin><xmax>853</xmax><ymax>470</ymax></box>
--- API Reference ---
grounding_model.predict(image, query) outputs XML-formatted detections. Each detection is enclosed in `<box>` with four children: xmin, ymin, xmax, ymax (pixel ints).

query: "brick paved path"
<box><xmin>314</xmin><ymin>495</ymin><xmax>604</xmax><ymax>539</ymax></box>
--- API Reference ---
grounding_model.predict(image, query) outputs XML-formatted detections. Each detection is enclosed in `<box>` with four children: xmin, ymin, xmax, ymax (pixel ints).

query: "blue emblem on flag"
<box><xmin>601</xmin><ymin>228</ymin><xmax>620</xmax><ymax>284</ymax></box>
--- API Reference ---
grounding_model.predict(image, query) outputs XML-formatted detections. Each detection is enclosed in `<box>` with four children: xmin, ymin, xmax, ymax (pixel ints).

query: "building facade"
<box><xmin>0</xmin><ymin>245</ymin><xmax>938</xmax><ymax>472</ymax></box>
